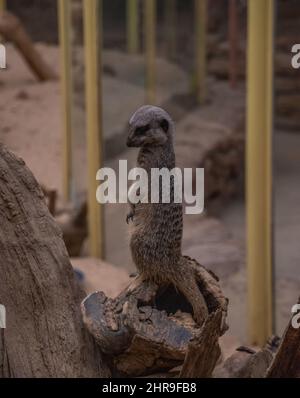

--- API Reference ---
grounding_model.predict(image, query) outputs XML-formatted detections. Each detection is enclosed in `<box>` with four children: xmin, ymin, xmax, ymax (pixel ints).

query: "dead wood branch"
<box><xmin>213</xmin><ymin>345</ymin><xmax>273</xmax><ymax>378</ymax></box>
<box><xmin>267</xmin><ymin>298</ymin><xmax>300</xmax><ymax>378</ymax></box>
<box><xmin>82</xmin><ymin>259</ymin><xmax>228</xmax><ymax>377</ymax></box>
<box><xmin>0</xmin><ymin>11</ymin><xmax>57</xmax><ymax>81</ymax></box>
<box><xmin>180</xmin><ymin>310</ymin><xmax>222</xmax><ymax>378</ymax></box>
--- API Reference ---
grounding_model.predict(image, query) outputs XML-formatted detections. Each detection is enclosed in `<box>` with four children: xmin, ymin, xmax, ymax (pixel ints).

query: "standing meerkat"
<box><xmin>126</xmin><ymin>105</ymin><xmax>208</xmax><ymax>325</ymax></box>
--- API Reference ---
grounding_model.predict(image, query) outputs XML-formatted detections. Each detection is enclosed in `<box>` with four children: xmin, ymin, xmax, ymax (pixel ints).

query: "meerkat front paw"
<box><xmin>126</xmin><ymin>210</ymin><xmax>134</xmax><ymax>224</ymax></box>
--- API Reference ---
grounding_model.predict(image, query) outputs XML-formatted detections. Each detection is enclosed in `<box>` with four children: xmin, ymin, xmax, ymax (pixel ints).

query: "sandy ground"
<box><xmin>0</xmin><ymin>44</ymin><xmax>189</xmax><ymax>199</ymax></box>
<box><xmin>71</xmin><ymin>257</ymin><xmax>130</xmax><ymax>298</ymax></box>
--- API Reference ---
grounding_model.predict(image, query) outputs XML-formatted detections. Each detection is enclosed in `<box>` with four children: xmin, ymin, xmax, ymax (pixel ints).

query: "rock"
<box><xmin>213</xmin><ymin>346</ymin><xmax>273</xmax><ymax>378</ymax></box>
<box><xmin>175</xmin><ymin>108</ymin><xmax>244</xmax><ymax>213</ymax></box>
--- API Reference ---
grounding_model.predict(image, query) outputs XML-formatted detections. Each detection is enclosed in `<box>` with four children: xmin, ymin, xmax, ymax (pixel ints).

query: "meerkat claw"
<box><xmin>126</xmin><ymin>212</ymin><xmax>134</xmax><ymax>224</ymax></box>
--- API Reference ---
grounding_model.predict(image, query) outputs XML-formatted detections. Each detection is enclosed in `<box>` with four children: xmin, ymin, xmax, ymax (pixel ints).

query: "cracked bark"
<box><xmin>266</xmin><ymin>298</ymin><xmax>300</xmax><ymax>378</ymax></box>
<box><xmin>0</xmin><ymin>145</ymin><xmax>110</xmax><ymax>378</ymax></box>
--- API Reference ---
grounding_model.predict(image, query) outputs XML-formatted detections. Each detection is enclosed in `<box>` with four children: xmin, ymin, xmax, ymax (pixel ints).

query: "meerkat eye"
<box><xmin>160</xmin><ymin>119</ymin><xmax>169</xmax><ymax>133</ymax></box>
<box><xmin>135</xmin><ymin>124</ymin><xmax>150</xmax><ymax>135</ymax></box>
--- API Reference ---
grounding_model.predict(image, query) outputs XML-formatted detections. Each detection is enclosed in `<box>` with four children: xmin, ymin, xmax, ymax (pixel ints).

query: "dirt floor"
<box><xmin>0</xmin><ymin>43</ymin><xmax>189</xmax><ymax>199</ymax></box>
<box><xmin>1</xmin><ymin>42</ymin><xmax>299</xmax><ymax>348</ymax></box>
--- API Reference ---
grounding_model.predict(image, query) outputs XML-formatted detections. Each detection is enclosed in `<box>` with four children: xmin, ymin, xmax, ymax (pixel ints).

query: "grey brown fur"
<box><xmin>126</xmin><ymin>105</ymin><xmax>208</xmax><ymax>324</ymax></box>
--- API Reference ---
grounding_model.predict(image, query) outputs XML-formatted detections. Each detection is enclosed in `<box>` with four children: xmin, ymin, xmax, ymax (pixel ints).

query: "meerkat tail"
<box><xmin>170</xmin><ymin>256</ymin><xmax>209</xmax><ymax>325</ymax></box>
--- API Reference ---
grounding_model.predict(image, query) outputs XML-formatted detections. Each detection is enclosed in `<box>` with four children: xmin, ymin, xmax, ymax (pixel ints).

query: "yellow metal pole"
<box><xmin>145</xmin><ymin>0</ymin><xmax>156</xmax><ymax>104</ymax></box>
<box><xmin>0</xmin><ymin>0</ymin><xmax>6</xmax><ymax>14</ymax></box>
<box><xmin>0</xmin><ymin>0</ymin><xmax>5</xmax><ymax>14</ymax></box>
<box><xmin>247</xmin><ymin>0</ymin><xmax>274</xmax><ymax>346</ymax></box>
<box><xmin>83</xmin><ymin>0</ymin><xmax>103</xmax><ymax>258</ymax></box>
<box><xmin>58</xmin><ymin>0</ymin><xmax>72</xmax><ymax>201</ymax></box>
<box><xmin>194</xmin><ymin>0</ymin><xmax>207</xmax><ymax>104</ymax></box>
<box><xmin>127</xmin><ymin>0</ymin><xmax>139</xmax><ymax>54</ymax></box>
<box><xmin>0</xmin><ymin>0</ymin><xmax>6</xmax><ymax>42</ymax></box>
<box><xmin>165</xmin><ymin>0</ymin><xmax>177</xmax><ymax>59</ymax></box>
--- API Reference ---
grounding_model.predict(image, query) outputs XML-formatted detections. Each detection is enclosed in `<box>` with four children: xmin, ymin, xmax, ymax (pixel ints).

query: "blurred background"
<box><xmin>0</xmin><ymin>0</ymin><xmax>299</xmax><ymax>352</ymax></box>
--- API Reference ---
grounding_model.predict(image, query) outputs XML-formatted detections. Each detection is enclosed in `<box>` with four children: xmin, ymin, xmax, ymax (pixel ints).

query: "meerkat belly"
<box><xmin>130</xmin><ymin>203</ymin><xmax>182</xmax><ymax>277</ymax></box>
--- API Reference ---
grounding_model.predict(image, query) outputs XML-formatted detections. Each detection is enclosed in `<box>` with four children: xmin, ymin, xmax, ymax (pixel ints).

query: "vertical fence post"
<box><xmin>145</xmin><ymin>0</ymin><xmax>156</xmax><ymax>104</ymax></box>
<box><xmin>194</xmin><ymin>0</ymin><xmax>207</xmax><ymax>104</ymax></box>
<box><xmin>58</xmin><ymin>0</ymin><xmax>72</xmax><ymax>201</ymax></box>
<box><xmin>228</xmin><ymin>0</ymin><xmax>239</xmax><ymax>88</ymax></box>
<box><xmin>127</xmin><ymin>0</ymin><xmax>139</xmax><ymax>54</ymax></box>
<box><xmin>165</xmin><ymin>0</ymin><xmax>177</xmax><ymax>59</ymax></box>
<box><xmin>247</xmin><ymin>0</ymin><xmax>274</xmax><ymax>346</ymax></box>
<box><xmin>0</xmin><ymin>0</ymin><xmax>5</xmax><ymax>20</ymax></box>
<box><xmin>83</xmin><ymin>0</ymin><xmax>104</xmax><ymax>258</ymax></box>
<box><xmin>0</xmin><ymin>0</ymin><xmax>5</xmax><ymax>42</ymax></box>
<box><xmin>0</xmin><ymin>0</ymin><xmax>5</xmax><ymax>17</ymax></box>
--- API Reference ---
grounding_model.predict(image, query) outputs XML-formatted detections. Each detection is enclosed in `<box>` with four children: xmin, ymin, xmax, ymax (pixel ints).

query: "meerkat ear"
<box><xmin>160</xmin><ymin>119</ymin><xmax>169</xmax><ymax>133</ymax></box>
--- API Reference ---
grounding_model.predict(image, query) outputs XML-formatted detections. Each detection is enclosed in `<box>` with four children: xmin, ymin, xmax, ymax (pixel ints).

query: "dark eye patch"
<box><xmin>135</xmin><ymin>124</ymin><xmax>150</xmax><ymax>134</ymax></box>
<box><xmin>160</xmin><ymin>119</ymin><xmax>169</xmax><ymax>133</ymax></box>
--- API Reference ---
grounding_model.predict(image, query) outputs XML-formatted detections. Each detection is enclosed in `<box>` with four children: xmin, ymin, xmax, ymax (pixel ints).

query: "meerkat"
<box><xmin>126</xmin><ymin>105</ymin><xmax>208</xmax><ymax>325</ymax></box>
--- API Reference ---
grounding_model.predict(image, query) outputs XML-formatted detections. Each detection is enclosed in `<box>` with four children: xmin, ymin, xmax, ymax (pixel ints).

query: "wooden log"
<box><xmin>213</xmin><ymin>346</ymin><xmax>273</xmax><ymax>378</ymax></box>
<box><xmin>81</xmin><ymin>258</ymin><xmax>228</xmax><ymax>377</ymax></box>
<box><xmin>266</xmin><ymin>299</ymin><xmax>300</xmax><ymax>378</ymax></box>
<box><xmin>0</xmin><ymin>11</ymin><xmax>57</xmax><ymax>81</ymax></box>
<box><xmin>180</xmin><ymin>310</ymin><xmax>222</xmax><ymax>378</ymax></box>
<box><xmin>0</xmin><ymin>145</ymin><xmax>110</xmax><ymax>377</ymax></box>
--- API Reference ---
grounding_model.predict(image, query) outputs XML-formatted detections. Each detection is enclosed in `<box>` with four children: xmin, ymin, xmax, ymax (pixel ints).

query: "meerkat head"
<box><xmin>127</xmin><ymin>105</ymin><xmax>174</xmax><ymax>148</ymax></box>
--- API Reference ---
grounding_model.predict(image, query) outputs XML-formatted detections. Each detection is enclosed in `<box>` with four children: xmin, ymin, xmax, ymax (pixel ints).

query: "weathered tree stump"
<box><xmin>81</xmin><ymin>259</ymin><xmax>228</xmax><ymax>377</ymax></box>
<box><xmin>180</xmin><ymin>309</ymin><xmax>223</xmax><ymax>378</ymax></box>
<box><xmin>267</xmin><ymin>298</ymin><xmax>300</xmax><ymax>378</ymax></box>
<box><xmin>0</xmin><ymin>145</ymin><xmax>110</xmax><ymax>377</ymax></box>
